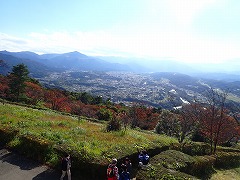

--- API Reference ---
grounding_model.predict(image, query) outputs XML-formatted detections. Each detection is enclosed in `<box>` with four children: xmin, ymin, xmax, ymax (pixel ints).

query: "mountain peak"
<box><xmin>62</xmin><ymin>51</ymin><xmax>88</xmax><ymax>59</ymax></box>
<box><xmin>65</xmin><ymin>51</ymin><xmax>84</xmax><ymax>55</ymax></box>
<box><xmin>18</xmin><ymin>51</ymin><xmax>39</xmax><ymax>55</ymax></box>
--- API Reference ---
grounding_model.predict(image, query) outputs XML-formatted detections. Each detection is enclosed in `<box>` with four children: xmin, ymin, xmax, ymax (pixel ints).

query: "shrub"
<box><xmin>214</xmin><ymin>151</ymin><xmax>240</xmax><ymax>168</ymax></box>
<box><xmin>181</xmin><ymin>142</ymin><xmax>211</xmax><ymax>156</ymax></box>
<box><xmin>156</xmin><ymin>150</ymin><xmax>195</xmax><ymax>171</ymax></box>
<box><xmin>187</xmin><ymin>155</ymin><xmax>215</xmax><ymax>178</ymax></box>
<box><xmin>144</xmin><ymin>150</ymin><xmax>215</xmax><ymax>179</ymax></box>
<box><xmin>97</xmin><ymin>108</ymin><xmax>113</xmax><ymax>121</ymax></box>
<box><xmin>0</xmin><ymin>127</ymin><xmax>19</xmax><ymax>146</ymax></box>
<box><xmin>16</xmin><ymin>135</ymin><xmax>54</xmax><ymax>162</ymax></box>
<box><xmin>106</xmin><ymin>118</ymin><xmax>121</xmax><ymax>131</ymax></box>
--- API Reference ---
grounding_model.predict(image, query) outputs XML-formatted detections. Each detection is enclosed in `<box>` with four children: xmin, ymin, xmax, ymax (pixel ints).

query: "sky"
<box><xmin>0</xmin><ymin>0</ymin><xmax>240</xmax><ymax>64</ymax></box>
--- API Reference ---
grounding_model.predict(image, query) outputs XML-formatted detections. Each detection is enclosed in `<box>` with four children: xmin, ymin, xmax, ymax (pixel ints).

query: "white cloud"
<box><xmin>1</xmin><ymin>29</ymin><xmax>240</xmax><ymax>64</ymax></box>
<box><xmin>0</xmin><ymin>33</ymin><xmax>28</xmax><ymax>51</ymax></box>
<box><xmin>0</xmin><ymin>0</ymin><xmax>239</xmax><ymax>64</ymax></box>
<box><xmin>167</xmin><ymin>0</ymin><xmax>217</xmax><ymax>25</ymax></box>
<box><xmin>142</xmin><ymin>0</ymin><xmax>217</xmax><ymax>27</ymax></box>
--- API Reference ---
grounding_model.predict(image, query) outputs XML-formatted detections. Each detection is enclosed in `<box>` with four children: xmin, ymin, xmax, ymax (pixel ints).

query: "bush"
<box><xmin>13</xmin><ymin>135</ymin><xmax>54</xmax><ymax>163</ymax></box>
<box><xmin>136</xmin><ymin>164</ymin><xmax>197</xmax><ymax>180</ymax></box>
<box><xmin>139</xmin><ymin>150</ymin><xmax>215</xmax><ymax>179</ymax></box>
<box><xmin>214</xmin><ymin>151</ymin><xmax>240</xmax><ymax>168</ymax></box>
<box><xmin>187</xmin><ymin>155</ymin><xmax>215</xmax><ymax>178</ymax></box>
<box><xmin>97</xmin><ymin>108</ymin><xmax>113</xmax><ymax>121</ymax></box>
<box><xmin>156</xmin><ymin>150</ymin><xmax>195</xmax><ymax>171</ymax></box>
<box><xmin>106</xmin><ymin>118</ymin><xmax>121</xmax><ymax>131</ymax></box>
<box><xmin>181</xmin><ymin>142</ymin><xmax>211</xmax><ymax>156</ymax></box>
<box><xmin>0</xmin><ymin>127</ymin><xmax>19</xmax><ymax>146</ymax></box>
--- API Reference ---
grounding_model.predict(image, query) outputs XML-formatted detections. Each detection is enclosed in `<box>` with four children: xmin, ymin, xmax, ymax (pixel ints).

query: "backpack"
<box><xmin>107</xmin><ymin>166</ymin><xmax>115</xmax><ymax>178</ymax></box>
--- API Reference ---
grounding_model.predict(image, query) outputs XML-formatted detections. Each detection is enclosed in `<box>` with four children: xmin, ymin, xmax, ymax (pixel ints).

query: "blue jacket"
<box><xmin>119</xmin><ymin>171</ymin><xmax>130</xmax><ymax>180</ymax></box>
<box><xmin>139</xmin><ymin>153</ymin><xmax>149</xmax><ymax>165</ymax></box>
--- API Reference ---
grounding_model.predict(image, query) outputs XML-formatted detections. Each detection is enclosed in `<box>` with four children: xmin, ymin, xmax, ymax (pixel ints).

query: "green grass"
<box><xmin>210</xmin><ymin>167</ymin><xmax>240</xmax><ymax>180</ymax></box>
<box><xmin>1</xmin><ymin>103</ymin><xmax>239</xmax><ymax>179</ymax></box>
<box><xmin>136</xmin><ymin>150</ymin><xmax>216</xmax><ymax>179</ymax></box>
<box><xmin>0</xmin><ymin>103</ymin><xmax>177</xmax><ymax>165</ymax></box>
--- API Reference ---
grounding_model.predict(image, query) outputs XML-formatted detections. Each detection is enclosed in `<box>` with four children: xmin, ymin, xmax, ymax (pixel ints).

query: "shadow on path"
<box><xmin>0</xmin><ymin>148</ymin><xmax>61</xmax><ymax>180</ymax></box>
<box><xmin>0</xmin><ymin>150</ymin><xmax>40</xmax><ymax>170</ymax></box>
<box><xmin>32</xmin><ymin>169</ymin><xmax>60</xmax><ymax>180</ymax></box>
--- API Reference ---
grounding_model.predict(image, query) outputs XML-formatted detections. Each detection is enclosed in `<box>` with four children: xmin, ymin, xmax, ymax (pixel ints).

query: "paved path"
<box><xmin>0</xmin><ymin>148</ymin><xmax>60</xmax><ymax>180</ymax></box>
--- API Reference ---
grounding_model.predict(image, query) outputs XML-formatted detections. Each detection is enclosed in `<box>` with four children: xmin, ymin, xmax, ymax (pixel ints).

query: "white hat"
<box><xmin>112</xmin><ymin>158</ymin><xmax>117</xmax><ymax>164</ymax></box>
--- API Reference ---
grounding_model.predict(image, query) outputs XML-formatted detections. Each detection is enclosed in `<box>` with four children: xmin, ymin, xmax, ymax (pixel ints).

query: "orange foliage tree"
<box><xmin>25</xmin><ymin>82</ymin><xmax>44</xmax><ymax>105</ymax></box>
<box><xmin>190</xmin><ymin>89</ymin><xmax>240</xmax><ymax>153</ymax></box>
<box><xmin>44</xmin><ymin>89</ymin><xmax>70</xmax><ymax>111</ymax></box>
<box><xmin>128</xmin><ymin>105</ymin><xmax>159</xmax><ymax>130</ymax></box>
<box><xmin>0</xmin><ymin>75</ymin><xmax>9</xmax><ymax>101</ymax></box>
<box><xmin>199</xmin><ymin>107</ymin><xmax>239</xmax><ymax>153</ymax></box>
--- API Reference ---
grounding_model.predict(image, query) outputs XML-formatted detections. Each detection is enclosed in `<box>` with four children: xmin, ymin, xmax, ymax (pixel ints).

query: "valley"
<box><xmin>1</xmin><ymin>50</ymin><xmax>240</xmax><ymax>115</ymax></box>
<box><xmin>2</xmin><ymin>1</ymin><xmax>240</xmax><ymax>179</ymax></box>
<box><xmin>39</xmin><ymin>70</ymin><xmax>240</xmax><ymax>111</ymax></box>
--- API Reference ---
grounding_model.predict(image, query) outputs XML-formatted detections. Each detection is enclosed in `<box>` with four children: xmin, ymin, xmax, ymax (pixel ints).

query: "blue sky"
<box><xmin>1</xmin><ymin>0</ymin><xmax>240</xmax><ymax>64</ymax></box>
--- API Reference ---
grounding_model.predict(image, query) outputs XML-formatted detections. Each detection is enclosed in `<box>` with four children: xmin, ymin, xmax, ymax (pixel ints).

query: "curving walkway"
<box><xmin>0</xmin><ymin>148</ymin><xmax>60</xmax><ymax>180</ymax></box>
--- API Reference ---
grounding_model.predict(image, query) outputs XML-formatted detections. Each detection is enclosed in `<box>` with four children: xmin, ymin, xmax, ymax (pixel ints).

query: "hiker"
<box><xmin>60</xmin><ymin>153</ymin><xmax>71</xmax><ymax>180</ymax></box>
<box><xmin>138</xmin><ymin>150</ymin><xmax>149</xmax><ymax>167</ymax></box>
<box><xmin>107</xmin><ymin>158</ymin><xmax>119</xmax><ymax>180</ymax></box>
<box><xmin>119</xmin><ymin>164</ymin><xmax>130</xmax><ymax>180</ymax></box>
<box><xmin>122</xmin><ymin>157</ymin><xmax>132</xmax><ymax>179</ymax></box>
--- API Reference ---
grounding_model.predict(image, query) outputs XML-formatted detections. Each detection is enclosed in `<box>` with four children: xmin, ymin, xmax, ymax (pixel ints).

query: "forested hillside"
<box><xmin>0</xmin><ymin>63</ymin><xmax>240</xmax><ymax>179</ymax></box>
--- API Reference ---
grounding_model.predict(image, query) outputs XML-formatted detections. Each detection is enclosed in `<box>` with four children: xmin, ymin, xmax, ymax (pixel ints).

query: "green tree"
<box><xmin>97</xmin><ymin>108</ymin><xmax>113</xmax><ymax>121</ymax></box>
<box><xmin>155</xmin><ymin>107</ymin><xmax>199</xmax><ymax>144</ymax></box>
<box><xmin>155</xmin><ymin>109</ymin><xmax>180</xmax><ymax>137</ymax></box>
<box><xmin>106</xmin><ymin>117</ymin><xmax>122</xmax><ymax>131</ymax></box>
<box><xmin>79</xmin><ymin>92</ymin><xmax>94</xmax><ymax>104</ymax></box>
<box><xmin>8</xmin><ymin>64</ymin><xmax>29</xmax><ymax>101</ymax></box>
<box><xmin>94</xmin><ymin>95</ymin><xmax>103</xmax><ymax>104</ymax></box>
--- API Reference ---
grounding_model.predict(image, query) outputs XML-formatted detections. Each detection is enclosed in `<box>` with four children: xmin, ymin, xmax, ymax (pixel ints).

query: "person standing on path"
<box><xmin>60</xmin><ymin>153</ymin><xmax>71</xmax><ymax>180</ymax></box>
<box><xmin>138</xmin><ymin>150</ymin><xmax>149</xmax><ymax>168</ymax></box>
<box><xmin>122</xmin><ymin>157</ymin><xmax>132</xmax><ymax>179</ymax></box>
<box><xmin>107</xmin><ymin>158</ymin><xmax>119</xmax><ymax>180</ymax></box>
<box><xmin>119</xmin><ymin>164</ymin><xmax>130</xmax><ymax>180</ymax></box>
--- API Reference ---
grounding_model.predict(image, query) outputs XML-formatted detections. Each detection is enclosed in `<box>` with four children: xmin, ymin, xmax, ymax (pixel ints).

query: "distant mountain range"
<box><xmin>97</xmin><ymin>56</ymin><xmax>240</xmax><ymax>80</ymax></box>
<box><xmin>0</xmin><ymin>50</ymin><xmax>131</xmax><ymax>77</ymax></box>
<box><xmin>0</xmin><ymin>50</ymin><xmax>240</xmax><ymax>119</ymax></box>
<box><xmin>0</xmin><ymin>51</ymin><xmax>57</xmax><ymax>78</ymax></box>
<box><xmin>1</xmin><ymin>50</ymin><xmax>240</xmax><ymax>81</ymax></box>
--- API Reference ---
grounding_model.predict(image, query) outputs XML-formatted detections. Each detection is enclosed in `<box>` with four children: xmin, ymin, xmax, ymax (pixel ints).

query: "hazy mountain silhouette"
<box><xmin>0</xmin><ymin>52</ymin><xmax>55</xmax><ymax>77</ymax></box>
<box><xmin>1</xmin><ymin>50</ymin><xmax>240</xmax><ymax>82</ymax></box>
<box><xmin>0</xmin><ymin>51</ymin><xmax>131</xmax><ymax>72</ymax></box>
<box><xmin>41</xmin><ymin>51</ymin><xmax>130</xmax><ymax>71</ymax></box>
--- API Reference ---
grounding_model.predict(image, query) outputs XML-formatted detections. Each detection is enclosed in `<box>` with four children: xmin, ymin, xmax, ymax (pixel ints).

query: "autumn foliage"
<box><xmin>25</xmin><ymin>82</ymin><xmax>44</xmax><ymax>105</ymax></box>
<box><xmin>0</xmin><ymin>64</ymin><xmax>239</xmax><ymax>149</ymax></box>
<box><xmin>0</xmin><ymin>75</ymin><xmax>9</xmax><ymax>99</ymax></box>
<box><xmin>0</xmin><ymin>73</ymin><xmax>160</xmax><ymax>130</ymax></box>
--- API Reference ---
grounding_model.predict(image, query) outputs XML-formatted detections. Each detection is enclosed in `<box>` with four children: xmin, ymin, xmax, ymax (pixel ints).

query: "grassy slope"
<box><xmin>1</xmin><ymin>103</ymin><xmax>239</xmax><ymax>179</ymax></box>
<box><xmin>0</xmin><ymin>103</ymin><xmax>177</xmax><ymax>165</ymax></box>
